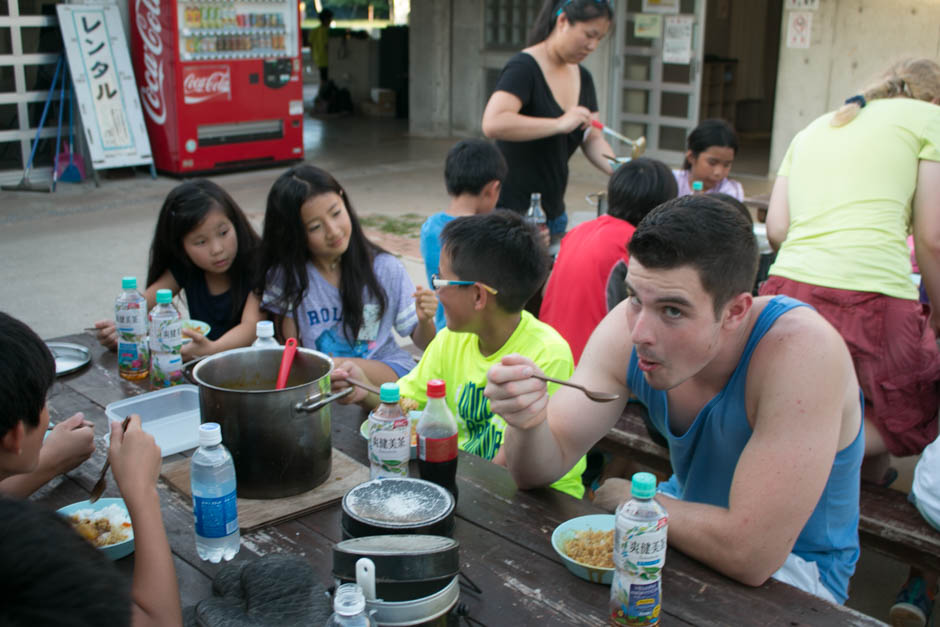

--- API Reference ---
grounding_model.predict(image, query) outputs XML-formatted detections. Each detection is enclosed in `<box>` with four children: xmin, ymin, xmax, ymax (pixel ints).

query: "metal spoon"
<box><xmin>89</xmin><ymin>416</ymin><xmax>130</xmax><ymax>503</ymax></box>
<box><xmin>345</xmin><ymin>376</ymin><xmax>381</xmax><ymax>396</ymax></box>
<box><xmin>531</xmin><ymin>374</ymin><xmax>620</xmax><ymax>403</ymax></box>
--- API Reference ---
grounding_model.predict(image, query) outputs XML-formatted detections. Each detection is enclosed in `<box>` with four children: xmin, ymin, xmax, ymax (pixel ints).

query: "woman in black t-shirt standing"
<box><xmin>482</xmin><ymin>0</ymin><xmax>615</xmax><ymax>240</ymax></box>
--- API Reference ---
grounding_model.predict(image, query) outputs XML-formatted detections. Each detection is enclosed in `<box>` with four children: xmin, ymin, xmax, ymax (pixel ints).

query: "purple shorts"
<box><xmin>761</xmin><ymin>276</ymin><xmax>940</xmax><ymax>456</ymax></box>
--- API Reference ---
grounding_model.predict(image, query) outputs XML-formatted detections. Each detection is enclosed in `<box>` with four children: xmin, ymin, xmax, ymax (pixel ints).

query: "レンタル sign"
<box><xmin>57</xmin><ymin>4</ymin><xmax>153</xmax><ymax>170</ymax></box>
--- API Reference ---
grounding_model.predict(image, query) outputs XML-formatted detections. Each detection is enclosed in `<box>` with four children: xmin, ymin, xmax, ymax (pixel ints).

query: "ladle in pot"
<box><xmin>275</xmin><ymin>337</ymin><xmax>298</xmax><ymax>390</ymax></box>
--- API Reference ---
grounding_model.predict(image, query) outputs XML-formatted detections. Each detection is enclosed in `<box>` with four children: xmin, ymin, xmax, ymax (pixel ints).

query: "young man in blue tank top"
<box><xmin>485</xmin><ymin>195</ymin><xmax>864</xmax><ymax>604</ymax></box>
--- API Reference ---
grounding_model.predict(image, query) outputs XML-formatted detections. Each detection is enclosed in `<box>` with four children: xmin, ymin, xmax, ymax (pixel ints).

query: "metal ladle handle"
<box><xmin>295</xmin><ymin>387</ymin><xmax>353</xmax><ymax>413</ymax></box>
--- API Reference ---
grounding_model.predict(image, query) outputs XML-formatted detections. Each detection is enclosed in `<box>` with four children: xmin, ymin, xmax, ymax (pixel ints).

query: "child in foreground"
<box><xmin>259</xmin><ymin>164</ymin><xmax>437</xmax><ymax>384</ymax></box>
<box><xmin>333</xmin><ymin>211</ymin><xmax>587</xmax><ymax>498</ymax></box>
<box><xmin>0</xmin><ymin>311</ymin><xmax>94</xmax><ymax>497</ymax></box>
<box><xmin>672</xmin><ymin>119</ymin><xmax>743</xmax><ymax>200</ymax></box>
<box><xmin>421</xmin><ymin>138</ymin><xmax>507</xmax><ymax>330</ymax></box>
<box><xmin>0</xmin><ymin>312</ymin><xmax>180</xmax><ymax>627</ymax></box>
<box><xmin>95</xmin><ymin>179</ymin><xmax>264</xmax><ymax>360</ymax></box>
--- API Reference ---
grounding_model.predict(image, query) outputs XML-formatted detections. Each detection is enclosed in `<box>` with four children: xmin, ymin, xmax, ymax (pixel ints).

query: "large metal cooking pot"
<box><xmin>188</xmin><ymin>347</ymin><xmax>352</xmax><ymax>499</ymax></box>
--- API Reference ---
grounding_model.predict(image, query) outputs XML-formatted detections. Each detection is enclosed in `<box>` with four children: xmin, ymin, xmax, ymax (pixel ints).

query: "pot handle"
<box><xmin>295</xmin><ymin>387</ymin><xmax>353</xmax><ymax>413</ymax></box>
<box><xmin>181</xmin><ymin>355</ymin><xmax>208</xmax><ymax>385</ymax></box>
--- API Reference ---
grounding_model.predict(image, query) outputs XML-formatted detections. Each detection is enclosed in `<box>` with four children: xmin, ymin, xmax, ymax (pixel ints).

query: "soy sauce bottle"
<box><xmin>417</xmin><ymin>379</ymin><xmax>459</xmax><ymax>501</ymax></box>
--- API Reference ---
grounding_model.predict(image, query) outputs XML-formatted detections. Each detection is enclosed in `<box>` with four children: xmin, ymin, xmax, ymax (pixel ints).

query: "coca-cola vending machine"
<box><xmin>131</xmin><ymin>0</ymin><xmax>303</xmax><ymax>174</ymax></box>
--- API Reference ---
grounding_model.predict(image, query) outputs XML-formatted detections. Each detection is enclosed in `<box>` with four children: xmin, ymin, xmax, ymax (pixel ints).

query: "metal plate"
<box><xmin>343</xmin><ymin>478</ymin><xmax>454</xmax><ymax>529</ymax></box>
<box><xmin>46</xmin><ymin>342</ymin><xmax>91</xmax><ymax>377</ymax></box>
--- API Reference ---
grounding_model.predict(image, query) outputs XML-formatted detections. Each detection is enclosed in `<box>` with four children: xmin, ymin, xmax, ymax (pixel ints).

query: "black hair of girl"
<box><xmin>527</xmin><ymin>0</ymin><xmax>613</xmax><ymax>47</ymax></box>
<box><xmin>682</xmin><ymin>119</ymin><xmax>739</xmax><ymax>169</ymax></box>
<box><xmin>147</xmin><ymin>179</ymin><xmax>260</xmax><ymax>320</ymax></box>
<box><xmin>259</xmin><ymin>164</ymin><xmax>388</xmax><ymax>345</ymax></box>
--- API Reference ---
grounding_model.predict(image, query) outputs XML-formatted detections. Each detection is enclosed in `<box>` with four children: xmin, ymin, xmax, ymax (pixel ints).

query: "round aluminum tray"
<box><xmin>46</xmin><ymin>342</ymin><xmax>91</xmax><ymax>377</ymax></box>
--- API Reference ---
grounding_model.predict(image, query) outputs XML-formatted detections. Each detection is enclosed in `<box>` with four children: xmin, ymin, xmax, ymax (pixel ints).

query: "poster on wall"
<box><xmin>786</xmin><ymin>11</ymin><xmax>812</xmax><ymax>48</ymax></box>
<box><xmin>57</xmin><ymin>4</ymin><xmax>153</xmax><ymax>170</ymax></box>
<box><xmin>662</xmin><ymin>15</ymin><xmax>694</xmax><ymax>64</ymax></box>
<box><xmin>634</xmin><ymin>14</ymin><xmax>663</xmax><ymax>39</ymax></box>
<box><xmin>642</xmin><ymin>0</ymin><xmax>679</xmax><ymax>14</ymax></box>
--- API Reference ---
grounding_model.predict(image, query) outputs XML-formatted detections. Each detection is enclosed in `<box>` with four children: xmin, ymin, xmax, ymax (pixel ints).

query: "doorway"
<box><xmin>609</xmin><ymin>0</ymin><xmax>781</xmax><ymax>177</ymax></box>
<box><xmin>701</xmin><ymin>0</ymin><xmax>782</xmax><ymax>177</ymax></box>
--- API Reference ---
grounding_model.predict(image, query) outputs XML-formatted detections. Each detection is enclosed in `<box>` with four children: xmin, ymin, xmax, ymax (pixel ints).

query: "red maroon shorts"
<box><xmin>760</xmin><ymin>276</ymin><xmax>940</xmax><ymax>456</ymax></box>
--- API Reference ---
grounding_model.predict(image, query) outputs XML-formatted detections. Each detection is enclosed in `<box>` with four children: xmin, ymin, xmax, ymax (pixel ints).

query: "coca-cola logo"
<box><xmin>136</xmin><ymin>0</ymin><xmax>166</xmax><ymax>125</ymax></box>
<box><xmin>183</xmin><ymin>66</ymin><xmax>231</xmax><ymax>104</ymax></box>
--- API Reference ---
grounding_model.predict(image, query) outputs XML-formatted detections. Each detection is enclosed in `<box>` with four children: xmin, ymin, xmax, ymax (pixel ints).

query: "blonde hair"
<box><xmin>830</xmin><ymin>58</ymin><xmax>940</xmax><ymax>127</ymax></box>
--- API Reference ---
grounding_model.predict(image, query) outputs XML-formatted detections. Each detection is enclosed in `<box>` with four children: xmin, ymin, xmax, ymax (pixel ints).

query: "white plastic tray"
<box><xmin>105</xmin><ymin>385</ymin><xmax>201</xmax><ymax>456</ymax></box>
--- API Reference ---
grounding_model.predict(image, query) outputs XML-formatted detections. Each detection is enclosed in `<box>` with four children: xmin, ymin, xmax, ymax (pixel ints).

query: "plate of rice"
<box><xmin>57</xmin><ymin>497</ymin><xmax>135</xmax><ymax>560</ymax></box>
<box><xmin>551</xmin><ymin>514</ymin><xmax>615</xmax><ymax>584</ymax></box>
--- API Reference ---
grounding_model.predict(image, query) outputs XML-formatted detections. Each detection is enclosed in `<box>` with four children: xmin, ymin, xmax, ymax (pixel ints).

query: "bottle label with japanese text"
<box><xmin>368</xmin><ymin>416</ymin><xmax>410</xmax><ymax>478</ymax></box>
<box><xmin>116</xmin><ymin>303</ymin><xmax>149</xmax><ymax>376</ymax></box>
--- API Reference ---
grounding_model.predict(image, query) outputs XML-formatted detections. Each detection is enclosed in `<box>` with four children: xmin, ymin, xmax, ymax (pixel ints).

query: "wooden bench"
<box><xmin>599</xmin><ymin>403</ymin><xmax>940</xmax><ymax>574</ymax></box>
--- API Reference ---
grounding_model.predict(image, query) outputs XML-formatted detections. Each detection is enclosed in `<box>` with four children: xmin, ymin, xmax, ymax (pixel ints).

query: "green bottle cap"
<box><xmin>379</xmin><ymin>382</ymin><xmax>400</xmax><ymax>404</ymax></box>
<box><xmin>122</xmin><ymin>276</ymin><xmax>137</xmax><ymax>289</ymax></box>
<box><xmin>155</xmin><ymin>289</ymin><xmax>173</xmax><ymax>304</ymax></box>
<box><xmin>692</xmin><ymin>180</ymin><xmax>704</xmax><ymax>192</ymax></box>
<box><xmin>631</xmin><ymin>472</ymin><xmax>656</xmax><ymax>499</ymax></box>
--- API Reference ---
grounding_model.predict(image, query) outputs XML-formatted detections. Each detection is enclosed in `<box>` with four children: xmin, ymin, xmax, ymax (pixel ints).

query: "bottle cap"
<box><xmin>333</xmin><ymin>583</ymin><xmax>366</xmax><ymax>617</ymax></box>
<box><xmin>155</xmin><ymin>288</ymin><xmax>173</xmax><ymax>304</ymax></box>
<box><xmin>427</xmin><ymin>379</ymin><xmax>446</xmax><ymax>398</ymax></box>
<box><xmin>256</xmin><ymin>320</ymin><xmax>274</xmax><ymax>337</ymax></box>
<box><xmin>692</xmin><ymin>180</ymin><xmax>704</xmax><ymax>192</ymax></box>
<box><xmin>199</xmin><ymin>422</ymin><xmax>222</xmax><ymax>447</ymax></box>
<box><xmin>530</xmin><ymin>192</ymin><xmax>541</xmax><ymax>201</ymax></box>
<box><xmin>122</xmin><ymin>276</ymin><xmax>137</xmax><ymax>289</ymax></box>
<box><xmin>379</xmin><ymin>382</ymin><xmax>400</xmax><ymax>404</ymax></box>
<box><xmin>631</xmin><ymin>471</ymin><xmax>656</xmax><ymax>499</ymax></box>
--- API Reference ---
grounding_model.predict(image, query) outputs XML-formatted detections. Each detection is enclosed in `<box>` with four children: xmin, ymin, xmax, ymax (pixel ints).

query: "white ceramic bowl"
<box><xmin>181</xmin><ymin>319</ymin><xmax>211</xmax><ymax>344</ymax></box>
<box><xmin>57</xmin><ymin>497</ymin><xmax>135</xmax><ymax>560</ymax></box>
<box><xmin>551</xmin><ymin>514</ymin><xmax>615</xmax><ymax>585</ymax></box>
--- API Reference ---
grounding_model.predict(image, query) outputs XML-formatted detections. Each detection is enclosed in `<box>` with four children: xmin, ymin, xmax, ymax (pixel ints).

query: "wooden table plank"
<box><xmin>40</xmin><ymin>333</ymin><xmax>886</xmax><ymax>626</ymax></box>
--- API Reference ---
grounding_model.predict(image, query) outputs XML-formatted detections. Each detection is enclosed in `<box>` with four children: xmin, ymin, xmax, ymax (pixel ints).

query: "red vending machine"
<box><xmin>130</xmin><ymin>0</ymin><xmax>304</xmax><ymax>174</ymax></box>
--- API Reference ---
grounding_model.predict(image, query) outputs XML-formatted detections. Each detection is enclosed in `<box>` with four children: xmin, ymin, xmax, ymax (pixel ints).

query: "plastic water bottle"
<box><xmin>691</xmin><ymin>180</ymin><xmax>704</xmax><ymax>195</ymax></box>
<box><xmin>525</xmin><ymin>192</ymin><xmax>548</xmax><ymax>231</ymax></box>
<box><xmin>149</xmin><ymin>288</ymin><xmax>183</xmax><ymax>388</ymax></box>
<box><xmin>325</xmin><ymin>583</ymin><xmax>373</xmax><ymax>626</ymax></box>
<box><xmin>252</xmin><ymin>320</ymin><xmax>279</xmax><ymax>348</ymax></box>
<box><xmin>417</xmin><ymin>379</ymin><xmax>458</xmax><ymax>501</ymax></box>
<box><xmin>191</xmin><ymin>422</ymin><xmax>240</xmax><ymax>562</ymax></box>
<box><xmin>368</xmin><ymin>383</ymin><xmax>410</xmax><ymax>479</ymax></box>
<box><xmin>609</xmin><ymin>472</ymin><xmax>669</xmax><ymax>626</ymax></box>
<box><xmin>115</xmin><ymin>276</ymin><xmax>149</xmax><ymax>381</ymax></box>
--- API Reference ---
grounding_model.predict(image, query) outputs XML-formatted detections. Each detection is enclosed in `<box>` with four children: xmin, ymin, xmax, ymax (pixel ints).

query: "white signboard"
<box><xmin>786</xmin><ymin>11</ymin><xmax>812</xmax><ymax>49</ymax></box>
<box><xmin>642</xmin><ymin>0</ymin><xmax>680</xmax><ymax>14</ymax></box>
<box><xmin>57</xmin><ymin>4</ymin><xmax>153</xmax><ymax>169</ymax></box>
<box><xmin>785</xmin><ymin>0</ymin><xmax>819</xmax><ymax>10</ymax></box>
<box><xmin>663</xmin><ymin>15</ymin><xmax>694</xmax><ymax>65</ymax></box>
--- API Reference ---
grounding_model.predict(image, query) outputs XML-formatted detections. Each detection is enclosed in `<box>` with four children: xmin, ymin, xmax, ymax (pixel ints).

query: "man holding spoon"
<box><xmin>486</xmin><ymin>195</ymin><xmax>863</xmax><ymax>604</ymax></box>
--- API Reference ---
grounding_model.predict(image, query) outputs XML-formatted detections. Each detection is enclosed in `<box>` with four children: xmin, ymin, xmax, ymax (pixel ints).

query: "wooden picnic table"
<box><xmin>36</xmin><ymin>332</ymin><xmax>883</xmax><ymax>626</ymax></box>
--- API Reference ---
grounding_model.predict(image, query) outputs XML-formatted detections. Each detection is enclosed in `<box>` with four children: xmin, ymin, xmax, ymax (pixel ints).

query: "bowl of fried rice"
<box><xmin>551</xmin><ymin>514</ymin><xmax>615</xmax><ymax>584</ymax></box>
<box><xmin>57</xmin><ymin>498</ymin><xmax>135</xmax><ymax>560</ymax></box>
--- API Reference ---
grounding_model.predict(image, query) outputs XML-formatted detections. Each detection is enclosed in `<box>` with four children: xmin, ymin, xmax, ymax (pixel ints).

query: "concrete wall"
<box><xmin>769</xmin><ymin>0</ymin><xmax>940</xmax><ymax>174</ymax></box>
<box><xmin>408</xmin><ymin>0</ymin><xmax>451</xmax><ymax>136</ymax></box>
<box><xmin>409</xmin><ymin>0</ymin><xmax>613</xmax><ymax>138</ymax></box>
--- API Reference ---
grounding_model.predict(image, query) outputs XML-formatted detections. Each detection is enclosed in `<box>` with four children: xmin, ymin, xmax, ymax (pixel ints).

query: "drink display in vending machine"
<box><xmin>130</xmin><ymin>0</ymin><xmax>304</xmax><ymax>174</ymax></box>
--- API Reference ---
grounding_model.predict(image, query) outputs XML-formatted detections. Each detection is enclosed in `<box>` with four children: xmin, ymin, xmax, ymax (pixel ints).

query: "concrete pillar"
<box><xmin>409</xmin><ymin>0</ymin><xmax>452</xmax><ymax>136</ymax></box>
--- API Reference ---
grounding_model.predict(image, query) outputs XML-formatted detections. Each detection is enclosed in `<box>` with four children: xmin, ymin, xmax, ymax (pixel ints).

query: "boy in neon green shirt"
<box><xmin>334</xmin><ymin>211</ymin><xmax>585</xmax><ymax>498</ymax></box>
